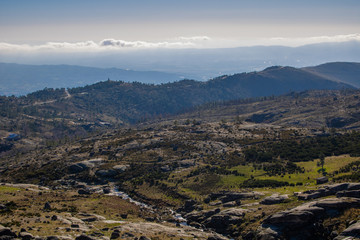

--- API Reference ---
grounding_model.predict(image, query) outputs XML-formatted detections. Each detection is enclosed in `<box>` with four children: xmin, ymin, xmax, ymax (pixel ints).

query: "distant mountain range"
<box><xmin>0</xmin><ymin>63</ymin><xmax>185</xmax><ymax>96</ymax></box>
<box><xmin>1</xmin><ymin>60</ymin><xmax>360</xmax><ymax>97</ymax></box>
<box><xmin>7</xmin><ymin>62</ymin><xmax>357</xmax><ymax>123</ymax></box>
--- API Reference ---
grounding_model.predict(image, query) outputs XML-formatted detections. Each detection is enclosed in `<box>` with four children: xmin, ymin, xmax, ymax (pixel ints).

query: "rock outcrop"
<box><xmin>297</xmin><ymin>182</ymin><xmax>360</xmax><ymax>200</ymax></box>
<box><xmin>260</xmin><ymin>194</ymin><xmax>289</xmax><ymax>205</ymax></box>
<box><xmin>185</xmin><ymin>207</ymin><xmax>249</xmax><ymax>234</ymax></box>
<box><xmin>258</xmin><ymin>197</ymin><xmax>360</xmax><ymax>239</ymax></box>
<box><xmin>68</xmin><ymin>159</ymin><xmax>103</xmax><ymax>174</ymax></box>
<box><xmin>334</xmin><ymin>220</ymin><xmax>360</xmax><ymax>240</ymax></box>
<box><xmin>0</xmin><ymin>225</ymin><xmax>17</xmax><ymax>238</ymax></box>
<box><xmin>209</xmin><ymin>191</ymin><xmax>263</xmax><ymax>204</ymax></box>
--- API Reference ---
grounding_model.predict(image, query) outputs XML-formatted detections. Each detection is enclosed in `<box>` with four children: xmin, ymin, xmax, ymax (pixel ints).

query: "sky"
<box><xmin>0</xmin><ymin>0</ymin><xmax>360</xmax><ymax>50</ymax></box>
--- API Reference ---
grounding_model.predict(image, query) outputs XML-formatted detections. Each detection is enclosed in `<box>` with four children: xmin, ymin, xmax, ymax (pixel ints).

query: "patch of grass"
<box><xmin>0</xmin><ymin>186</ymin><xmax>20</xmax><ymax>192</ymax></box>
<box><xmin>255</xmin><ymin>155</ymin><xmax>360</xmax><ymax>186</ymax></box>
<box><xmin>184</xmin><ymin>173</ymin><xmax>221</xmax><ymax>195</ymax></box>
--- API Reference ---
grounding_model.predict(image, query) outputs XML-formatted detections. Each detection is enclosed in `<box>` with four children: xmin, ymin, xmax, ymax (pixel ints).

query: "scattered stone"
<box><xmin>121</xmin><ymin>232</ymin><xmax>135</xmax><ymax>238</ymax></box>
<box><xmin>203</xmin><ymin>197</ymin><xmax>211</xmax><ymax>204</ymax></box>
<box><xmin>46</xmin><ymin>237</ymin><xmax>60</xmax><ymax>240</ymax></box>
<box><xmin>207</xmin><ymin>236</ymin><xmax>226</xmax><ymax>240</ymax></box>
<box><xmin>112</xmin><ymin>164</ymin><xmax>129</xmax><ymax>172</ymax></box>
<box><xmin>316</xmin><ymin>176</ymin><xmax>328</xmax><ymax>184</ymax></box>
<box><xmin>102</xmin><ymin>187</ymin><xmax>111</xmax><ymax>194</ymax></box>
<box><xmin>160</xmin><ymin>165</ymin><xmax>171</xmax><ymax>172</ymax></box>
<box><xmin>44</xmin><ymin>202</ymin><xmax>51</xmax><ymax>210</ymax></box>
<box><xmin>18</xmin><ymin>231</ymin><xmax>34</xmax><ymax>240</ymax></box>
<box><xmin>75</xmin><ymin>235</ymin><xmax>95</xmax><ymax>240</ymax></box>
<box><xmin>139</xmin><ymin>236</ymin><xmax>151</xmax><ymax>240</ymax></box>
<box><xmin>71</xmin><ymin>224</ymin><xmax>80</xmax><ymax>228</ymax></box>
<box><xmin>223</xmin><ymin>200</ymin><xmax>241</xmax><ymax>207</ymax></box>
<box><xmin>95</xmin><ymin>169</ymin><xmax>117</xmax><ymax>178</ymax></box>
<box><xmin>81</xmin><ymin>217</ymin><xmax>97</xmax><ymax>222</ymax></box>
<box><xmin>179</xmin><ymin>160</ymin><xmax>195</xmax><ymax>168</ymax></box>
<box><xmin>78</xmin><ymin>189</ymin><xmax>91</xmax><ymax>195</ymax></box>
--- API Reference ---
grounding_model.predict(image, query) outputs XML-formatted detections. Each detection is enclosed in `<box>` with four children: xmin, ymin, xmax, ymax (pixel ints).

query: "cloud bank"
<box><xmin>0</xmin><ymin>34</ymin><xmax>359</xmax><ymax>52</ymax></box>
<box><xmin>0</xmin><ymin>37</ymin><xmax>209</xmax><ymax>52</ymax></box>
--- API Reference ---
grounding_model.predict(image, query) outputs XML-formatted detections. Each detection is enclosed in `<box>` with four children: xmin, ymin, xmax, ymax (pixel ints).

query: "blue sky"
<box><xmin>0</xmin><ymin>0</ymin><xmax>359</xmax><ymax>47</ymax></box>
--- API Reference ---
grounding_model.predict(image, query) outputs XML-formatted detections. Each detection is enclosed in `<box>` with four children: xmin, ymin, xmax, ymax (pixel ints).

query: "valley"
<box><xmin>1</xmin><ymin>63</ymin><xmax>360</xmax><ymax>239</ymax></box>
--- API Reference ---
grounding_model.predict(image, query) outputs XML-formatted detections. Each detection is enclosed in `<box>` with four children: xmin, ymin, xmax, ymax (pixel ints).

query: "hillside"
<box><xmin>2</xmin><ymin>90</ymin><xmax>360</xmax><ymax>239</ymax></box>
<box><xmin>40</xmin><ymin>65</ymin><xmax>356</xmax><ymax>122</ymax></box>
<box><xmin>172</xmin><ymin>89</ymin><xmax>360</xmax><ymax>130</ymax></box>
<box><xmin>0</xmin><ymin>64</ymin><xmax>357</xmax><ymax>156</ymax></box>
<box><xmin>0</xmin><ymin>63</ymin><xmax>185</xmax><ymax>96</ymax></box>
<box><xmin>303</xmin><ymin>62</ymin><xmax>360</xmax><ymax>87</ymax></box>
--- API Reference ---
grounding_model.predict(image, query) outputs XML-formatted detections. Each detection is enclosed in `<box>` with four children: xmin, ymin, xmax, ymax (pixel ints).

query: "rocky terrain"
<box><xmin>1</xmin><ymin>105</ymin><xmax>360</xmax><ymax>239</ymax></box>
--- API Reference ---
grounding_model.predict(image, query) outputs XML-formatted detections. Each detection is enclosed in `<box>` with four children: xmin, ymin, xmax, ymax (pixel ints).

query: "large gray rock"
<box><xmin>336</xmin><ymin>190</ymin><xmax>360</xmax><ymax>198</ymax></box>
<box><xmin>256</xmin><ymin>227</ymin><xmax>280</xmax><ymax>240</ymax></box>
<box><xmin>78</xmin><ymin>188</ymin><xmax>91</xmax><ymax>195</ymax></box>
<box><xmin>348</xmin><ymin>183</ymin><xmax>360</xmax><ymax>191</ymax></box>
<box><xmin>46</xmin><ymin>237</ymin><xmax>60</xmax><ymax>240</ymax></box>
<box><xmin>297</xmin><ymin>183</ymin><xmax>360</xmax><ymax>201</ymax></box>
<box><xmin>75</xmin><ymin>235</ymin><xmax>95</xmax><ymax>240</ymax></box>
<box><xmin>18</xmin><ymin>231</ymin><xmax>34</xmax><ymax>240</ymax></box>
<box><xmin>95</xmin><ymin>169</ymin><xmax>117</xmax><ymax>177</ymax></box>
<box><xmin>297</xmin><ymin>188</ymin><xmax>329</xmax><ymax>200</ymax></box>
<box><xmin>68</xmin><ymin>159</ymin><xmax>103</xmax><ymax>173</ymax></box>
<box><xmin>262</xmin><ymin>197</ymin><xmax>360</xmax><ymax>239</ymax></box>
<box><xmin>260</xmin><ymin>194</ymin><xmax>288</xmax><ymax>205</ymax></box>
<box><xmin>334</xmin><ymin>220</ymin><xmax>360</xmax><ymax>240</ymax></box>
<box><xmin>209</xmin><ymin>191</ymin><xmax>262</xmax><ymax>203</ymax></box>
<box><xmin>185</xmin><ymin>207</ymin><xmax>248</xmax><ymax>234</ymax></box>
<box><xmin>0</xmin><ymin>225</ymin><xmax>17</xmax><ymax>237</ymax></box>
<box><xmin>313</xmin><ymin>197</ymin><xmax>360</xmax><ymax>210</ymax></box>
<box><xmin>185</xmin><ymin>208</ymin><xmax>220</xmax><ymax>222</ymax></box>
<box><xmin>203</xmin><ymin>208</ymin><xmax>249</xmax><ymax>233</ymax></box>
<box><xmin>113</xmin><ymin>164</ymin><xmax>129</xmax><ymax>172</ymax></box>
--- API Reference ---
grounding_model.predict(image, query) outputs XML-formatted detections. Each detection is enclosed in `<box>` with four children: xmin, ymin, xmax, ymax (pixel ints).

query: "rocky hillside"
<box><xmin>2</xmin><ymin>94</ymin><xmax>360</xmax><ymax>238</ymax></box>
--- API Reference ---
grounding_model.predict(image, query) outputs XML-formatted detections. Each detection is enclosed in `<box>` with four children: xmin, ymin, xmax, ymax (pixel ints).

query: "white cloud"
<box><xmin>0</xmin><ymin>34</ymin><xmax>359</xmax><ymax>52</ymax></box>
<box><xmin>178</xmin><ymin>36</ymin><xmax>211</xmax><ymax>41</ymax></box>
<box><xmin>99</xmin><ymin>38</ymin><xmax>195</xmax><ymax>48</ymax></box>
<box><xmin>0</xmin><ymin>37</ymin><xmax>205</xmax><ymax>52</ymax></box>
<box><xmin>267</xmin><ymin>34</ymin><xmax>360</xmax><ymax>46</ymax></box>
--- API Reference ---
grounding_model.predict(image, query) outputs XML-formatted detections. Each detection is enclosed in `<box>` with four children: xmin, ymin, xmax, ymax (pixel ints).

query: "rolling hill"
<box><xmin>303</xmin><ymin>62</ymin><xmax>360</xmax><ymax>88</ymax></box>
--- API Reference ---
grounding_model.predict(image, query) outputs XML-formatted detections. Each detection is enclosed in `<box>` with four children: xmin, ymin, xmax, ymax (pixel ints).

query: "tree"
<box><xmin>319</xmin><ymin>153</ymin><xmax>325</xmax><ymax>174</ymax></box>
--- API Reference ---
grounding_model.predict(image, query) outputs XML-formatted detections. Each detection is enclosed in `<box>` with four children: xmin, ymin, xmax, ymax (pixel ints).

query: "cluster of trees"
<box><xmin>187</xmin><ymin>165</ymin><xmax>244</xmax><ymax>178</ymax></box>
<box><xmin>241</xmin><ymin>179</ymin><xmax>290</xmax><ymax>188</ymax></box>
<box><xmin>244</xmin><ymin>131</ymin><xmax>360</xmax><ymax>163</ymax></box>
